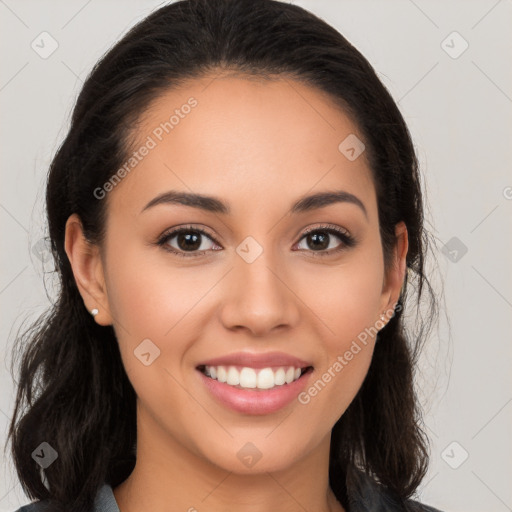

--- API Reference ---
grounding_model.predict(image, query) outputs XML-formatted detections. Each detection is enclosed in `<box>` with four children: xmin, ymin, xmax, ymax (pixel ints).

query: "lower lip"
<box><xmin>197</xmin><ymin>368</ymin><xmax>313</xmax><ymax>415</ymax></box>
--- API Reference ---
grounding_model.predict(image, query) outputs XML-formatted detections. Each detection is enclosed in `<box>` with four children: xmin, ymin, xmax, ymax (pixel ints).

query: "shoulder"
<box><xmin>406</xmin><ymin>499</ymin><xmax>444</xmax><ymax>512</ymax></box>
<box><xmin>406</xmin><ymin>500</ymin><xmax>444</xmax><ymax>512</ymax></box>
<box><xmin>13</xmin><ymin>483</ymin><xmax>119</xmax><ymax>512</ymax></box>
<box><xmin>13</xmin><ymin>503</ymin><xmax>48</xmax><ymax>512</ymax></box>
<box><xmin>346</xmin><ymin>468</ymin><xmax>444</xmax><ymax>512</ymax></box>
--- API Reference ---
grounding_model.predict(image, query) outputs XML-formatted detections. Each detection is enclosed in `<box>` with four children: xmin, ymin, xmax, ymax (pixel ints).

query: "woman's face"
<box><xmin>68</xmin><ymin>73</ymin><xmax>407</xmax><ymax>474</ymax></box>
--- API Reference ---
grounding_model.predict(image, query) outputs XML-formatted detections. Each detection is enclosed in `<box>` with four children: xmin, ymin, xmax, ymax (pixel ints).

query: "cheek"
<box><xmin>295</xmin><ymin>243</ymin><xmax>384</xmax><ymax>417</ymax></box>
<box><xmin>104</xmin><ymin>250</ymin><xmax>203</xmax><ymax>414</ymax></box>
<box><xmin>105</xmin><ymin>237</ymin><xmax>210</xmax><ymax>337</ymax></box>
<box><xmin>297</xmin><ymin>345</ymin><xmax>374</xmax><ymax>439</ymax></box>
<box><xmin>296</xmin><ymin>258</ymin><xmax>383</xmax><ymax>428</ymax></box>
<box><xmin>103</xmin><ymin>241</ymin><xmax>231</xmax><ymax>397</ymax></box>
<box><xmin>302</xmin><ymin>253</ymin><xmax>384</xmax><ymax>349</ymax></box>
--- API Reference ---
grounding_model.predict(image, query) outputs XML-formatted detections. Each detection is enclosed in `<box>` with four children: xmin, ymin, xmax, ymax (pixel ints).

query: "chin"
<box><xmin>200</xmin><ymin>440</ymin><xmax>304</xmax><ymax>475</ymax></box>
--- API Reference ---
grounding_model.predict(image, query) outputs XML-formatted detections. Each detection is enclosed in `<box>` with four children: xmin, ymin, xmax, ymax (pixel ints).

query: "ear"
<box><xmin>379</xmin><ymin>220</ymin><xmax>408</xmax><ymax>319</ymax></box>
<box><xmin>64</xmin><ymin>213</ymin><xmax>113</xmax><ymax>326</ymax></box>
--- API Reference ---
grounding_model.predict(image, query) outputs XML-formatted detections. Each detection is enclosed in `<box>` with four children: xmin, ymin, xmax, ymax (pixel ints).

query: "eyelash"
<box><xmin>156</xmin><ymin>224</ymin><xmax>356</xmax><ymax>259</ymax></box>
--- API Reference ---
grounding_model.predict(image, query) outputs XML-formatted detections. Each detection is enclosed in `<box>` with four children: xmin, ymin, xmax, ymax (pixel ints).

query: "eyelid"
<box><xmin>294</xmin><ymin>223</ymin><xmax>356</xmax><ymax>257</ymax></box>
<box><xmin>300</xmin><ymin>223</ymin><xmax>351</xmax><ymax>238</ymax></box>
<box><xmin>156</xmin><ymin>223</ymin><xmax>356</xmax><ymax>258</ymax></box>
<box><xmin>156</xmin><ymin>224</ymin><xmax>220</xmax><ymax>257</ymax></box>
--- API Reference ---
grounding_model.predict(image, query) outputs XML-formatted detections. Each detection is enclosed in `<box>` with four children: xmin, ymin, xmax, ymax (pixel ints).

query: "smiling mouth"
<box><xmin>197</xmin><ymin>364</ymin><xmax>313</xmax><ymax>390</ymax></box>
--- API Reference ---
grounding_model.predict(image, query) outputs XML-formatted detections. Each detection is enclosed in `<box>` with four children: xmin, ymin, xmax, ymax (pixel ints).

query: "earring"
<box><xmin>90</xmin><ymin>308</ymin><xmax>99</xmax><ymax>317</ymax></box>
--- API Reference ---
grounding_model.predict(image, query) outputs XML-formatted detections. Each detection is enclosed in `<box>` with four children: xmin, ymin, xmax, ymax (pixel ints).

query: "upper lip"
<box><xmin>196</xmin><ymin>351</ymin><xmax>313</xmax><ymax>370</ymax></box>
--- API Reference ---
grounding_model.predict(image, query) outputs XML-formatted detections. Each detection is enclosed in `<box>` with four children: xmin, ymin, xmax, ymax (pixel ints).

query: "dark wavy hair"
<box><xmin>6</xmin><ymin>0</ymin><xmax>439</xmax><ymax>510</ymax></box>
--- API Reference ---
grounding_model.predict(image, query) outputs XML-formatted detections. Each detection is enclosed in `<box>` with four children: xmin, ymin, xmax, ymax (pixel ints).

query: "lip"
<box><xmin>197</xmin><ymin>366</ymin><xmax>314</xmax><ymax>415</ymax></box>
<box><xmin>196</xmin><ymin>351</ymin><xmax>313</xmax><ymax>370</ymax></box>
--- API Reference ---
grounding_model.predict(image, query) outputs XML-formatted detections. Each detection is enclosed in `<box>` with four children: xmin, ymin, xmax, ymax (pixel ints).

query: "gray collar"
<box><xmin>94</xmin><ymin>475</ymin><xmax>442</xmax><ymax>512</ymax></box>
<box><xmin>93</xmin><ymin>484</ymin><xmax>120</xmax><ymax>512</ymax></box>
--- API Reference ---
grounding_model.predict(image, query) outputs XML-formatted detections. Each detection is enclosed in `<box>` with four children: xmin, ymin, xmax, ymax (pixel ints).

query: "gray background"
<box><xmin>1</xmin><ymin>1</ymin><xmax>511</xmax><ymax>511</ymax></box>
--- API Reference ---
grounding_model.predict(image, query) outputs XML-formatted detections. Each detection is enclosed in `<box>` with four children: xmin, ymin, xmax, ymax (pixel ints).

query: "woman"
<box><xmin>8</xmin><ymin>0</ymin><xmax>442</xmax><ymax>511</ymax></box>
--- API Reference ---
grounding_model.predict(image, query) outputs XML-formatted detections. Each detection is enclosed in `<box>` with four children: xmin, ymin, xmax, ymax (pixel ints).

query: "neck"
<box><xmin>113</xmin><ymin>405</ymin><xmax>345</xmax><ymax>512</ymax></box>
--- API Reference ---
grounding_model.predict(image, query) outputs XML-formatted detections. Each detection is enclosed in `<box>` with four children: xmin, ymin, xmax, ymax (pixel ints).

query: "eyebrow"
<box><xmin>141</xmin><ymin>189</ymin><xmax>368</xmax><ymax>219</ymax></box>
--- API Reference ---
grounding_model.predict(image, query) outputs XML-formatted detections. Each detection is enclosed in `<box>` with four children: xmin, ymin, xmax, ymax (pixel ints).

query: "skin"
<box><xmin>65</xmin><ymin>72</ymin><xmax>408</xmax><ymax>512</ymax></box>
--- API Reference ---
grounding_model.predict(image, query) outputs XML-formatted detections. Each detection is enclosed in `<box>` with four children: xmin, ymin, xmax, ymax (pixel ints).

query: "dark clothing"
<box><xmin>15</xmin><ymin>472</ymin><xmax>443</xmax><ymax>511</ymax></box>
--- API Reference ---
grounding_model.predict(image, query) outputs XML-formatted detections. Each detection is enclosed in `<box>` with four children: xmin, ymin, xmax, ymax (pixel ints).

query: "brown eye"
<box><xmin>174</xmin><ymin>231</ymin><xmax>203</xmax><ymax>251</ymax></box>
<box><xmin>295</xmin><ymin>225</ymin><xmax>356</xmax><ymax>256</ymax></box>
<box><xmin>303</xmin><ymin>231</ymin><xmax>331</xmax><ymax>251</ymax></box>
<box><xmin>157</xmin><ymin>226</ymin><xmax>220</xmax><ymax>258</ymax></box>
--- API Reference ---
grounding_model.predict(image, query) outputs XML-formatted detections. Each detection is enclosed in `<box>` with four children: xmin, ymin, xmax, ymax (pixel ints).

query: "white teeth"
<box><xmin>226</xmin><ymin>366</ymin><xmax>240</xmax><ymax>386</ymax></box>
<box><xmin>257</xmin><ymin>368</ymin><xmax>274</xmax><ymax>389</ymax></box>
<box><xmin>217</xmin><ymin>366</ymin><xmax>227</xmax><ymax>383</ymax></box>
<box><xmin>203</xmin><ymin>365</ymin><xmax>306</xmax><ymax>390</ymax></box>
<box><xmin>274</xmin><ymin>368</ymin><xmax>285</xmax><ymax>385</ymax></box>
<box><xmin>240</xmin><ymin>367</ymin><xmax>257</xmax><ymax>388</ymax></box>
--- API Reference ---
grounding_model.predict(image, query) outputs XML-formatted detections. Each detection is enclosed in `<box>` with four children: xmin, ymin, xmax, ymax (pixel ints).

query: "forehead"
<box><xmin>109</xmin><ymin>74</ymin><xmax>376</xmax><ymax>221</ymax></box>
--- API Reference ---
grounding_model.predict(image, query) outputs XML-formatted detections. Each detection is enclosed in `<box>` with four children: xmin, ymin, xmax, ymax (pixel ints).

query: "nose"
<box><xmin>219</xmin><ymin>252</ymin><xmax>301</xmax><ymax>337</ymax></box>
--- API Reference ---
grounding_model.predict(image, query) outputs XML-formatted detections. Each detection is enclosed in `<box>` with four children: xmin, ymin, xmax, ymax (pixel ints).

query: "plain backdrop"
<box><xmin>1</xmin><ymin>1</ymin><xmax>511</xmax><ymax>511</ymax></box>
